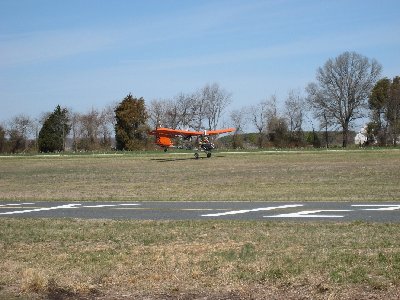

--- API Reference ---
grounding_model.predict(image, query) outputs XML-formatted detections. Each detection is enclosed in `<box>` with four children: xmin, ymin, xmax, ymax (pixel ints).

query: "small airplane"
<box><xmin>149</xmin><ymin>127</ymin><xmax>235</xmax><ymax>159</ymax></box>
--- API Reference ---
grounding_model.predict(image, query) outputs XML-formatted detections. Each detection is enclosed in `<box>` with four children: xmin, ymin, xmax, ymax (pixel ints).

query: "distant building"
<box><xmin>354</xmin><ymin>125</ymin><xmax>368</xmax><ymax>146</ymax></box>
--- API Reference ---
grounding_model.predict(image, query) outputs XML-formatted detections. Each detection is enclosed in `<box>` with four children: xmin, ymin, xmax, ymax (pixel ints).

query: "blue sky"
<box><xmin>1</xmin><ymin>0</ymin><xmax>399</xmax><ymax>129</ymax></box>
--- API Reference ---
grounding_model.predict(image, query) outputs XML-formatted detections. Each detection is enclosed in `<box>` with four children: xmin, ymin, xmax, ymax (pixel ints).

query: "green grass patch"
<box><xmin>1</xmin><ymin>219</ymin><xmax>400</xmax><ymax>298</ymax></box>
<box><xmin>1</xmin><ymin>149</ymin><xmax>400</xmax><ymax>298</ymax></box>
<box><xmin>0</xmin><ymin>149</ymin><xmax>399</xmax><ymax>201</ymax></box>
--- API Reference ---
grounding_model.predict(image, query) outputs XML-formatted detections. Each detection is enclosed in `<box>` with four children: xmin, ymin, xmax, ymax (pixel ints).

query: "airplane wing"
<box><xmin>149</xmin><ymin>127</ymin><xmax>235</xmax><ymax>137</ymax></box>
<box><xmin>149</xmin><ymin>128</ymin><xmax>202</xmax><ymax>137</ymax></box>
<box><xmin>205</xmin><ymin>128</ymin><xmax>236</xmax><ymax>135</ymax></box>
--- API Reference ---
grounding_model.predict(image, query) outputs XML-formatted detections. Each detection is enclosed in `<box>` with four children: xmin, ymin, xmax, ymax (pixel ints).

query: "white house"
<box><xmin>354</xmin><ymin>125</ymin><xmax>368</xmax><ymax>146</ymax></box>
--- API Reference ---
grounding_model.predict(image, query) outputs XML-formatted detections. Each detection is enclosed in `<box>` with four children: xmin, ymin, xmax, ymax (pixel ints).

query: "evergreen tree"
<box><xmin>115</xmin><ymin>94</ymin><xmax>148</xmax><ymax>150</ymax></box>
<box><xmin>0</xmin><ymin>125</ymin><xmax>6</xmax><ymax>153</ymax></box>
<box><xmin>369</xmin><ymin>76</ymin><xmax>400</xmax><ymax>145</ymax></box>
<box><xmin>38</xmin><ymin>105</ymin><xmax>70</xmax><ymax>152</ymax></box>
<box><xmin>387</xmin><ymin>76</ymin><xmax>400</xmax><ymax>146</ymax></box>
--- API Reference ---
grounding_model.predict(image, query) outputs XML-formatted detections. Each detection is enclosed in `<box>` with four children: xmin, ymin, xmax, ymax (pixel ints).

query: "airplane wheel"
<box><xmin>164</xmin><ymin>148</ymin><xmax>168</xmax><ymax>152</ymax></box>
<box><xmin>194</xmin><ymin>153</ymin><xmax>199</xmax><ymax>159</ymax></box>
<box><xmin>207</xmin><ymin>152</ymin><xmax>212</xmax><ymax>158</ymax></box>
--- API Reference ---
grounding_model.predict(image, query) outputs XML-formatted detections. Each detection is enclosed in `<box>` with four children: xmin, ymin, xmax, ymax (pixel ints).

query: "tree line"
<box><xmin>0</xmin><ymin>51</ymin><xmax>399</xmax><ymax>153</ymax></box>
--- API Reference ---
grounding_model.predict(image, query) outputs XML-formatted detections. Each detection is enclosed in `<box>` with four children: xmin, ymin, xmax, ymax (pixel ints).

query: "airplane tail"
<box><xmin>156</xmin><ymin>136</ymin><xmax>173</xmax><ymax>148</ymax></box>
<box><xmin>149</xmin><ymin>129</ymin><xmax>174</xmax><ymax>149</ymax></box>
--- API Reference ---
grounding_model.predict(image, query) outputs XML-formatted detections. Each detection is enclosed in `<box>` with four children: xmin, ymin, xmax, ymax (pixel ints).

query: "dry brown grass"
<box><xmin>1</xmin><ymin>150</ymin><xmax>399</xmax><ymax>299</ymax></box>
<box><xmin>1</xmin><ymin>219</ymin><xmax>400</xmax><ymax>299</ymax></box>
<box><xmin>0</xmin><ymin>149</ymin><xmax>399</xmax><ymax>201</ymax></box>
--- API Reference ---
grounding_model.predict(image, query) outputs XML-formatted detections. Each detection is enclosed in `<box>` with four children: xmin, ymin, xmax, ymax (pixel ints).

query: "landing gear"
<box><xmin>194</xmin><ymin>152</ymin><xmax>212</xmax><ymax>159</ymax></box>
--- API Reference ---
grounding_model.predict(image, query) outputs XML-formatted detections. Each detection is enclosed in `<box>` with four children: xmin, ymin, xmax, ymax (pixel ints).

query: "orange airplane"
<box><xmin>149</xmin><ymin>127</ymin><xmax>235</xmax><ymax>158</ymax></box>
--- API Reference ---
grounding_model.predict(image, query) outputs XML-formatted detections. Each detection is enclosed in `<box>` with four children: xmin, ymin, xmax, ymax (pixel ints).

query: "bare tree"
<box><xmin>230</xmin><ymin>108</ymin><xmax>247</xmax><ymax>133</ymax></box>
<box><xmin>70</xmin><ymin>111</ymin><xmax>81</xmax><ymax>152</ymax></box>
<box><xmin>285</xmin><ymin>89</ymin><xmax>305</xmax><ymax>133</ymax></box>
<box><xmin>70</xmin><ymin>107</ymin><xmax>112</xmax><ymax>151</ymax></box>
<box><xmin>249</xmin><ymin>100</ymin><xmax>269</xmax><ymax>148</ymax></box>
<box><xmin>306</xmin><ymin>51</ymin><xmax>382</xmax><ymax>147</ymax></box>
<box><xmin>284</xmin><ymin>89</ymin><xmax>306</xmax><ymax>146</ymax></box>
<box><xmin>266</xmin><ymin>95</ymin><xmax>278</xmax><ymax>120</ymax></box>
<box><xmin>80</xmin><ymin>108</ymin><xmax>102</xmax><ymax>150</ymax></box>
<box><xmin>265</xmin><ymin>96</ymin><xmax>289</xmax><ymax>146</ymax></box>
<box><xmin>8</xmin><ymin>114</ymin><xmax>34</xmax><ymax>152</ymax></box>
<box><xmin>175</xmin><ymin>93</ymin><xmax>196</xmax><ymax>129</ymax></box>
<box><xmin>9</xmin><ymin>114</ymin><xmax>33</xmax><ymax>139</ymax></box>
<box><xmin>148</xmin><ymin>99</ymin><xmax>169</xmax><ymax>129</ymax></box>
<box><xmin>191</xmin><ymin>89</ymin><xmax>207</xmax><ymax>131</ymax></box>
<box><xmin>164</xmin><ymin>99</ymin><xmax>181</xmax><ymax>129</ymax></box>
<box><xmin>229</xmin><ymin>107</ymin><xmax>247</xmax><ymax>149</ymax></box>
<box><xmin>148</xmin><ymin>95</ymin><xmax>195</xmax><ymax>130</ymax></box>
<box><xmin>202</xmin><ymin>83</ymin><xmax>232</xmax><ymax>131</ymax></box>
<box><xmin>99</xmin><ymin>104</ymin><xmax>115</xmax><ymax>148</ymax></box>
<box><xmin>147</xmin><ymin>83</ymin><xmax>231</xmax><ymax>132</ymax></box>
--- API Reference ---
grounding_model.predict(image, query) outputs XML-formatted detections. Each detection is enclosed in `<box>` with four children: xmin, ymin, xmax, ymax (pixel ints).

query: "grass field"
<box><xmin>1</xmin><ymin>149</ymin><xmax>400</xmax><ymax>299</ymax></box>
<box><xmin>0</xmin><ymin>149</ymin><xmax>399</xmax><ymax>201</ymax></box>
<box><xmin>1</xmin><ymin>219</ymin><xmax>400</xmax><ymax>299</ymax></box>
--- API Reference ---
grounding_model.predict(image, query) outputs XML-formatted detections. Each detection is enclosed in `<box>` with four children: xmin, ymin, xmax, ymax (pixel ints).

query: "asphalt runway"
<box><xmin>0</xmin><ymin>201</ymin><xmax>399</xmax><ymax>222</ymax></box>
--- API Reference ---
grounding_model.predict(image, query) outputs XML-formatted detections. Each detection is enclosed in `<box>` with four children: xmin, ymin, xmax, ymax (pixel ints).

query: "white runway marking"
<box><xmin>4</xmin><ymin>203</ymin><xmax>35</xmax><ymax>206</ymax></box>
<box><xmin>82</xmin><ymin>204</ymin><xmax>140</xmax><ymax>208</ymax></box>
<box><xmin>202</xmin><ymin>204</ymin><xmax>303</xmax><ymax>217</ymax></box>
<box><xmin>0</xmin><ymin>202</ymin><xmax>398</xmax><ymax>221</ymax></box>
<box><xmin>266</xmin><ymin>209</ymin><xmax>352</xmax><ymax>218</ymax></box>
<box><xmin>0</xmin><ymin>204</ymin><xmax>81</xmax><ymax>215</ymax></box>
<box><xmin>0</xmin><ymin>202</ymin><xmax>141</xmax><ymax>215</ymax></box>
<box><xmin>82</xmin><ymin>205</ymin><xmax>117</xmax><ymax>208</ymax></box>
<box><xmin>0</xmin><ymin>203</ymin><xmax>36</xmax><ymax>207</ymax></box>
<box><xmin>352</xmin><ymin>204</ymin><xmax>400</xmax><ymax>211</ymax></box>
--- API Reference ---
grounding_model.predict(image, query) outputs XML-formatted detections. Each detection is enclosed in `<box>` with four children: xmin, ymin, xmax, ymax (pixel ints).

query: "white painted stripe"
<box><xmin>5</xmin><ymin>203</ymin><xmax>35</xmax><ymax>206</ymax></box>
<box><xmin>352</xmin><ymin>205</ymin><xmax>400</xmax><ymax>211</ymax></box>
<box><xmin>82</xmin><ymin>205</ymin><xmax>117</xmax><ymax>208</ymax></box>
<box><xmin>352</xmin><ymin>204</ymin><xmax>400</xmax><ymax>207</ymax></box>
<box><xmin>0</xmin><ymin>203</ymin><xmax>35</xmax><ymax>207</ymax></box>
<box><xmin>0</xmin><ymin>204</ymin><xmax>81</xmax><ymax>215</ymax></box>
<box><xmin>202</xmin><ymin>204</ymin><xmax>303</xmax><ymax>217</ymax></box>
<box><xmin>266</xmin><ymin>209</ymin><xmax>352</xmax><ymax>218</ymax></box>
